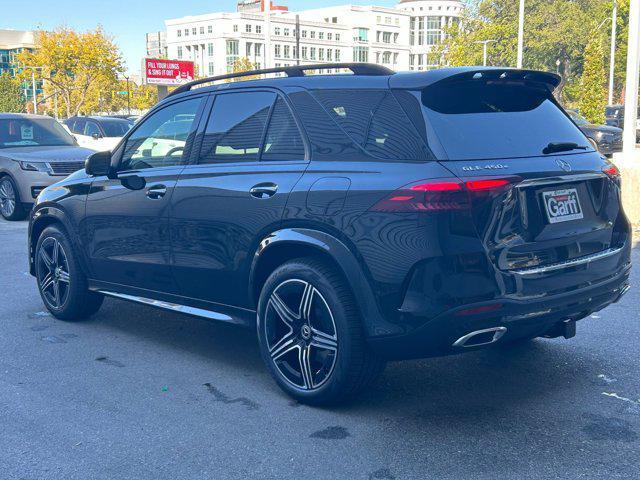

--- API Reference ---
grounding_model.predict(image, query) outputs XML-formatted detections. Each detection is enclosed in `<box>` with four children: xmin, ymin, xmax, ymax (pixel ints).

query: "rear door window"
<box><xmin>199</xmin><ymin>91</ymin><xmax>275</xmax><ymax>164</ymax></box>
<box><xmin>419</xmin><ymin>80</ymin><xmax>591</xmax><ymax>160</ymax></box>
<box><xmin>311</xmin><ymin>89</ymin><xmax>432</xmax><ymax>161</ymax></box>
<box><xmin>262</xmin><ymin>98</ymin><xmax>306</xmax><ymax>161</ymax></box>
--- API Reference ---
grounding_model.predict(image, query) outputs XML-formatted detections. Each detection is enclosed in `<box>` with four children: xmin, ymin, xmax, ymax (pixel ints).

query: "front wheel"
<box><xmin>35</xmin><ymin>225</ymin><xmax>104</xmax><ymax>320</ymax></box>
<box><xmin>0</xmin><ymin>176</ymin><xmax>26</xmax><ymax>221</ymax></box>
<box><xmin>257</xmin><ymin>258</ymin><xmax>385</xmax><ymax>406</ymax></box>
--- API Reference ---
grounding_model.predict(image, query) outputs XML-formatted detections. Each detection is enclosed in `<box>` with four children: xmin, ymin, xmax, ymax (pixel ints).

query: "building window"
<box><xmin>184</xmin><ymin>29</ymin><xmax>189</xmax><ymax>37</ymax></box>
<box><xmin>208</xmin><ymin>43</ymin><xmax>214</xmax><ymax>56</ymax></box>
<box><xmin>426</xmin><ymin>16</ymin><xmax>441</xmax><ymax>45</ymax></box>
<box><xmin>418</xmin><ymin>17</ymin><xmax>424</xmax><ymax>45</ymax></box>
<box><xmin>226</xmin><ymin>40</ymin><xmax>239</xmax><ymax>72</ymax></box>
<box><xmin>383</xmin><ymin>32</ymin><xmax>391</xmax><ymax>43</ymax></box>
<box><xmin>233</xmin><ymin>24</ymin><xmax>238</xmax><ymax>33</ymax></box>
<box><xmin>394</xmin><ymin>33</ymin><xmax>399</xmax><ymax>43</ymax></box>
<box><xmin>301</xmin><ymin>46</ymin><xmax>308</xmax><ymax>60</ymax></box>
<box><xmin>246</xmin><ymin>24</ymin><xmax>252</xmax><ymax>33</ymax></box>
<box><xmin>301</xmin><ymin>30</ymin><xmax>307</xmax><ymax>38</ymax></box>
<box><xmin>310</xmin><ymin>47</ymin><xmax>316</xmax><ymax>60</ymax></box>
<box><xmin>319</xmin><ymin>32</ymin><xmax>324</xmax><ymax>40</ymax></box>
<box><xmin>255</xmin><ymin>43</ymin><xmax>262</xmax><ymax>56</ymax></box>
<box><xmin>284</xmin><ymin>28</ymin><xmax>290</xmax><ymax>36</ymax></box>
<box><xmin>200</xmin><ymin>26</ymin><xmax>205</xmax><ymax>35</ymax></box>
<box><xmin>284</xmin><ymin>45</ymin><xmax>290</xmax><ymax>58</ymax></box>
<box><xmin>192</xmin><ymin>28</ymin><xmax>197</xmax><ymax>35</ymax></box>
<box><xmin>327</xmin><ymin>49</ymin><xmax>333</xmax><ymax>61</ymax></box>
<box><xmin>177</xmin><ymin>46</ymin><xmax>183</xmax><ymax>59</ymax></box>
<box><xmin>328</xmin><ymin>33</ymin><xmax>333</xmax><ymax>41</ymax></box>
<box><xmin>353</xmin><ymin>28</ymin><xmax>368</xmax><ymax>42</ymax></box>
<box><xmin>274</xmin><ymin>44</ymin><xmax>281</xmax><ymax>57</ymax></box>
<box><xmin>336</xmin><ymin>33</ymin><xmax>341</xmax><ymax>42</ymax></box>
<box><xmin>208</xmin><ymin>25</ymin><xmax>213</xmax><ymax>34</ymax></box>
<box><xmin>209</xmin><ymin>62</ymin><xmax>215</xmax><ymax>75</ymax></box>
<box><xmin>353</xmin><ymin>46</ymin><xmax>368</xmax><ymax>62</ymax></box>
<box><xmin>335</xmin><ymin>49</ymin><xmax>341</xmax><ymax>61</ymax></box>
<box><xmin>310</xmin><ymin>31</ymin><xmax>316</xmax><ymax>39</ymax></box>
<box><xmin>382</xmin><ymin>51</ymin><xmax>391</xmax><ymax>64</ymax></box>
<box><xmin>256</xmin><ymin>25</ymin><xmax>262</xmax><ymax>34</ymax></box>
<box><xmin>246</xmin><ymin>42</ymin><xmax>253</xmax><ymax>57</ymax></box>
<box><xmin>319</xmin><ymin>48</ymin><xmax>325</xmax><ymax>61</ymax></box>
<box><xmin>177</xmin><ymin>30</ymin><xmax>182</xmax><ymax>38</ymax></box>
<box><xmin>274</xmin><ymin>27</ymin><xmax>281</xmax><ymax>36</ymax></box>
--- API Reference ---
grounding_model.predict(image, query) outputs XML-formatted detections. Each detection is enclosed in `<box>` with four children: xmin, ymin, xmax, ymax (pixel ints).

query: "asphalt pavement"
<box><xmin>1</xmin><ymin>218</ymin><xmax>639</xmax><ymax>480</ymax></box>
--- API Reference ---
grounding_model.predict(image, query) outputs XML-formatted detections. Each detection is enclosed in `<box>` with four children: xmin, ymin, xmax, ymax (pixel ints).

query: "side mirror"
<box><xmin>92</xmin><ymin>133</ymin><xmax>102</xmax><ymax>140</ymax></box>
<box><xmin>85</xmin><ymin>151</ymin><xmax>113</xmax><ymax>177</ymax></box>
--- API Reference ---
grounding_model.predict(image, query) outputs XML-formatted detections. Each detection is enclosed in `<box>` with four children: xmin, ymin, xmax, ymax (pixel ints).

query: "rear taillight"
<box><xmin>371</xmin><ymin>177</ymin><xmax>519</xmax><ymax>213</ymax></box>
<box><xmin>602</xmin><ymin>164</ymin><xmax>621</xmax><ymax>187</ymax></box>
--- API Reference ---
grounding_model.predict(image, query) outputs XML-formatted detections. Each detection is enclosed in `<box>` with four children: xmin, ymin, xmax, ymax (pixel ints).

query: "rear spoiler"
<box><xmin>389</xmin><ymin>67</ymin><xmax>561</xmax><ymax>92</ymax></box>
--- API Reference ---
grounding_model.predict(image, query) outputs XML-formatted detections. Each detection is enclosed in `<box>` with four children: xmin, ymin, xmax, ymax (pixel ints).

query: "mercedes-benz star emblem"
<box><xmin>556</xmin><ymin>159</ymin><xmax>572</xmax><ymax>172</ymax></box>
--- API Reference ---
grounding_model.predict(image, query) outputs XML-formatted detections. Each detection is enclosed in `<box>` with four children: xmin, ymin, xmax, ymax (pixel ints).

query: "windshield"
<box><xmin>568</xmin><ymin>111</ymin><xmax>589</xmax><ymax>126</ymax></box>
<box><xmin>101</xmin><ymin>119</ymin><xmax>132</xmax><ymax>137</ymax></box>
<box><xmin>0</xmin><ymin>118</ymin><xmax>76</xmax><ymax>149</ymax></box>
<box><xmin>419</xmin><ymin>80</ymin><xmax>590</xmax><ymax>160</ymax></box>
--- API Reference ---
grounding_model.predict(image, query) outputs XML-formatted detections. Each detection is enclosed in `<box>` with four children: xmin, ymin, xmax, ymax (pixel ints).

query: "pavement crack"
<box><xmin>202</xmin><ymin>383</ymin><xmax>259</xmax><ymax>411</ymax></box>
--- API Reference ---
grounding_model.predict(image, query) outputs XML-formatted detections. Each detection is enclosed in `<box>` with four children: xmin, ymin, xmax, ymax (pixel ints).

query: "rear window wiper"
<box><xmin>543</xmin><ymin>142</ymin><xmax>588</xmax><ymax>155</ymax></box>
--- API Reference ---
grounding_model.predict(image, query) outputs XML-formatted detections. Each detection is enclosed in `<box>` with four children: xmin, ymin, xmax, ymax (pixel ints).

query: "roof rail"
<box><xmin>167</xmin><ymin>63</ymin><xmax>394</xmax><ymax>98</ymax></box>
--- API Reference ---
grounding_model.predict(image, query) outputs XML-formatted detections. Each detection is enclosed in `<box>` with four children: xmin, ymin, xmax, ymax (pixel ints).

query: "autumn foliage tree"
<box><xmin>0</xmin><ymin>73</ymin><xmax>24</xmax><ymax>113</ymax></box>
<box><xmin>17</xmin><ymin>27</ymin><xmax>123</xmax><ymax>117</ymax></box>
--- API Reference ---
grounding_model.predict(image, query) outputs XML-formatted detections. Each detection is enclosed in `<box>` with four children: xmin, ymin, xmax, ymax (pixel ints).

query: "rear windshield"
<box><xmin>0</xmin><ymin>118</ymin><xmax>75</xmax><ymax>149</ymax></box>
<box><xmin>420</xmin><ymin>80</ymin><xmax>591</xmax><ymax>161</ymax></box>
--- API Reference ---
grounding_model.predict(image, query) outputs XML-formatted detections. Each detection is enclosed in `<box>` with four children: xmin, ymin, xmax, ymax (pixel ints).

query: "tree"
<box><xmin>579</xmin><ymin>36</ymin><xmax>607</xmax><ymax>124</ymax></box>
<box><xmin>228</xmin><ymin>57</ymin><xmax>260</xmax><ymax>81</ymax></box>
<box><xmin>17</xmin><ymin>27</ymin><xmax>123</xmax><ymax>118</ymax></box>
<box><xmin>0</xmin><ymin>73</ymin><xmax>24</xmax><ymax>113</ymax></box>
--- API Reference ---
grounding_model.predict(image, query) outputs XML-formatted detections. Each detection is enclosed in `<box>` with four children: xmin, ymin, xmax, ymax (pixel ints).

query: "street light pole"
<box><xmin>474</xmin><ymin>40</ymin><xmax>497</xmax><ymax>66</ymax></box>
<box><xmin>609</xmin><ymin>0</ymin><xmax>618</xmax><ymax>105</ymax></box>
<box><xmin>517</xmin><ymin>0</ymin><xmax>525</xmax><ymax>68</ymax></box>
<box><xmin>264</xmin><ymin>0</ymin><xmax>271</xmax><ymax>69</ymax></box>
<box><xmin>31</xmin><ymin>70</ymin><xmax>37</xmax><ymax>114</ymax></box>
<box><xmin>622</xmin><ymin>0</ymin><xmax>640</xmax><ymax>154</ymax></box>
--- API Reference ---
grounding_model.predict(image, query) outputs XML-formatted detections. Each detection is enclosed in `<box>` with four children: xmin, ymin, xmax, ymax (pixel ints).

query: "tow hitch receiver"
<box><xmin>544</xmin><ymin>319</ymin><xmax>577</xmax><ymax>339</ymax></box>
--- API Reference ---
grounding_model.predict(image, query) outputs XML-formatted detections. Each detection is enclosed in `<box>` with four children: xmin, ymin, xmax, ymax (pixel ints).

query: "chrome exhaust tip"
<box><xmin>614</xmin><ymin>284</ymin><xmax>631</xmax><ymax>303</ymax></box>
<box><xmin>452</xmin><ymin>327</ymin><xmax>507</xmax><ymax>348</ymax></box>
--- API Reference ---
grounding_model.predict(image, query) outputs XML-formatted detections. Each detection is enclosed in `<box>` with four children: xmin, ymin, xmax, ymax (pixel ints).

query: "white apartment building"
<box><xmin>163</xmin><ymin>0</ymin><xmax>463</xmax><ymax>78</ymax></box>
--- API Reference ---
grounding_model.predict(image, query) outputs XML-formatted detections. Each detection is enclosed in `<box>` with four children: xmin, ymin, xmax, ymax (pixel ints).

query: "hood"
<box><xmin>0</xmin><ymin>145</ymin><xmax>95</xmax><ymax>163</ymax></box>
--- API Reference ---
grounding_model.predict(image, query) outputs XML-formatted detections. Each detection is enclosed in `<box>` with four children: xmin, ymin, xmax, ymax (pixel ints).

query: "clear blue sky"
<box><xmin>1</xmin><ymin>0</ymin><xmax>397</xmax><ymax>74</ymax></box>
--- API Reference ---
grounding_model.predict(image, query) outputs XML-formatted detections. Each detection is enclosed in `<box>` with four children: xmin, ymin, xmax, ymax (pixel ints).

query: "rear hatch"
<box><xmin>393</xmin><ymin>69</ymin><xmax>630</xmax><ymax>295</ymax></box>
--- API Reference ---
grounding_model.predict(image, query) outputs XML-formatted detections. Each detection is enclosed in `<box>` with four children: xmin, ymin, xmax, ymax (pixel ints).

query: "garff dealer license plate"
<box><xmin>542</xmin><ymin>188</ymin><xmax>584</xmax><ymax>224</ymax></box>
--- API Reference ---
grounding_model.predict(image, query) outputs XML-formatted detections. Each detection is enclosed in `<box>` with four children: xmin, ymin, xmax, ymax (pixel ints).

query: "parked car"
<box><xmin>28</xmin><ymin>65</ymin><xmax>632</xmax><ymax>406</ymax></box>
<box><xmin>605</xmin><ymin>105</ymin><xmax>640</xmax><ymax>142</ymax></box>
<box><xmin>567</xmin><ymin>110</ymin><xmax>622</xmax><ymax>156</ymax></box>
<box><xmin>63</xmin><ymin>116</ymin><xmax>132</xmax><ymax>151</ymax></box>
<box><xmin>0</xmin><ymin>114</ymin><xmax>95</xmax><ymax>221</ymax></box>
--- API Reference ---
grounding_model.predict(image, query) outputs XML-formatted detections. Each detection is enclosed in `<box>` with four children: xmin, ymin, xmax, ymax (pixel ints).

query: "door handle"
<box><xmin>250</xmin><ymin>183</ymin><xmax>278</xmax><ymax>199</ymax></box>
<box><xmin>146</xmin><ymin>184</ymin><xmax>167</xmax><ymax>199</ymax></box>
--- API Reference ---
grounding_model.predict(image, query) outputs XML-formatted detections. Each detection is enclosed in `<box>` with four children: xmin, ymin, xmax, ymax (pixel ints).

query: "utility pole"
<box><xmin>622</xmin><ymin>0</ymin><xmax>640</xmax><ymax>154</ymax></box>
<box><xmin>609</xmin><ymin>0</ymin><xmax>618</xmax><ymax>105</ymax></box>
<box><xmin>474</xmin><ymin>40</ymin><xmax>497</xmax><ymax>66</ymax></box>
<box><xmin>296</xmin><ymin>14</ymin><xmax>301</xmax><ymax>66</ymax></box>
<box><xmin>264</xmin><ymin>0</ymin><xmax>271</xmax><ymax>69</ymax></box>
<box><xmin>517</xmin><ymin>0</ymin><xmax>525</xmax><ymax>68</ymax></box>
<box><xmin>31</xmin><ymin>69</ymin><xmax>37</xmax><ymax>114</ymax></box>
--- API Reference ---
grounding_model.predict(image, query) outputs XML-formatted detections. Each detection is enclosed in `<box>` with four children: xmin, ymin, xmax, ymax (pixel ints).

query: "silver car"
<box><xmin>0</xmin><ymin>114</ymin><xmax>95</xmax><ymax>220</ymax></box>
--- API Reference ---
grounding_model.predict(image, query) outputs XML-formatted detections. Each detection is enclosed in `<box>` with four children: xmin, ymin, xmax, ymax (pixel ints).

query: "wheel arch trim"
<box><xmin>249</xmin><ymin>228</ymin><xmax>401</xmax><ymax>337</ymax></box>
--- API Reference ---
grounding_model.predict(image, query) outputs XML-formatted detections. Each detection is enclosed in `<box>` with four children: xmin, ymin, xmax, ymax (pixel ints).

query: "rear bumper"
<box><xmin>368</xmin><ymin>254</ymin><xmax>631</xmax><ymax>360</ymax></box>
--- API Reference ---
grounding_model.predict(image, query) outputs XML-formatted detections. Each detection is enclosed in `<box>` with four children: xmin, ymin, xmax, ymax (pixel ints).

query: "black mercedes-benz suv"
<box><xmin>28</xmin><ymin>64</ymin><xmax>632</xmax><ymax>405</ymax></box>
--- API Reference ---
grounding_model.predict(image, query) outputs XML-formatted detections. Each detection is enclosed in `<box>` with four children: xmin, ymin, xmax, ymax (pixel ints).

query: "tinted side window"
<box><xmin>120</xmin><ymin>98</ymin><xmax>202</xmax><ymax>171</ymax></box>
<box><xmin>312</xmin><ymin>89</ymin><xmax>430</xmax><ymax>161</ymax></box>
<box><xmin>199</xmin><ymin>91</ymin><xmax>275</xmax><ymax>164</ymax></box>
<box><xmin>73</xmin><ymin>119</ymin><xmax>86</xmax><ymax>134</ymax></box>
<box><xmin>262</xmin><ymin>98</ymin><xmax>305</xmax><ymax>161</ymax></box>
<box><xmin>84</xmin><ymin>121</ymin><xmax>101</xmax><ymax>137</ymax></box>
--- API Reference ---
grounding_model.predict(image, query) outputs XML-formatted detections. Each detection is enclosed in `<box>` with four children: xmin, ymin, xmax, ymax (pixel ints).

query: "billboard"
<box><xmin>144</xmin><ymin>58</ymin><xmax>195</xmax><ymax>86</ymax></box>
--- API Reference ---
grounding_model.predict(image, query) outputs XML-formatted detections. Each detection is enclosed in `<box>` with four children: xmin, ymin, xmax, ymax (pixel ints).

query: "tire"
<box><xmin>0</xmin><ymin>176</ymin><xmax>26</xmax><ymax>221</ymax></box>
<box><xmin>257</xmin><ymin>257</ymin><xmax>385</xmax><ymax>406</ymax></box>
<box><xmin>35</xmin><ymin>225</ymin><xmax>104</xmax><ymax>321</ymax></box>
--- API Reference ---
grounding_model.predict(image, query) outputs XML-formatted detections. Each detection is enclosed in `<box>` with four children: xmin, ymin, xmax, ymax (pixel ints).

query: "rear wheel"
<box><xmin>35</xmin><ymin>226</ymin><xmax>104</xmax><ymax>320</ymax></box>
<box><xmin>257</xmin><ymin>258</ymin><xmax>385</xmax><ymax>406</ymax></box>
<box><xmin>0</xmin><ymin>176</ymin><xmax>26</xmax><ymax>221</ymax></box>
